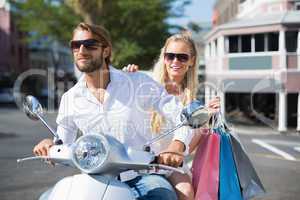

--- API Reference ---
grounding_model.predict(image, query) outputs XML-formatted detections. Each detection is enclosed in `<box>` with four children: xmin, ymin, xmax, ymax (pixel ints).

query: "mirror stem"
<box><xmin>37</xmin><ymin>114</ymin><xmax>60</xmax><ymax>140</ymax></box>
<box><xmin>143</xmin><ymin>121</ymin><xmax>185</xmax><ymax>150</ymax></box>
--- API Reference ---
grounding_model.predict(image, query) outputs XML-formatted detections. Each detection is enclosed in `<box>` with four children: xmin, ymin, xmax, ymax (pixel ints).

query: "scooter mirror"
<box><xmin>23</xmin><ymin>95</ymin><xmax>44</xmax><ymax>121</ymax></box>
<box><xmin>181</xmin><ymin>100</ymin><xmax>211</xmax><ymax>129</ymax></box>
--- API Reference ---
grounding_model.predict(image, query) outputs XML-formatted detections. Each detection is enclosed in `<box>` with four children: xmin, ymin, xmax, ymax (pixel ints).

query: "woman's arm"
<box><xmin>188</xmin><ymin>97</ymin><xmax>221</xmax><ymax>153</ymax></box>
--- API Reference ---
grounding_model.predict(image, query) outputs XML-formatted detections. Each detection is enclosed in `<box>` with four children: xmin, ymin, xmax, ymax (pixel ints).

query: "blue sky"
<box><xmin>169</xmin><ymin>0</ymin><xmax>216</xmax><ymax>27</ymax></box>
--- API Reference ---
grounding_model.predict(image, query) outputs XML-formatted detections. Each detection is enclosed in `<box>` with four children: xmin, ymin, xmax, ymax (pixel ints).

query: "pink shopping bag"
<box><xmin>191</xmin><ymin>131</ymin><xmax>220</xmax><ymax>200</ymax></box>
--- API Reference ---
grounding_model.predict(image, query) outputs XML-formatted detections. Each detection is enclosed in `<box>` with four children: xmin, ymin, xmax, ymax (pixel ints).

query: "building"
<box><xmin>213</xmin><ymin>0</ymin><xmax>240</xmax><ymax>26</ymax></box>
<box><xmin>0</xmin><ymin>0</ymin><xmax>29</xmax><ymax>85</ymax></box>
<box><xmin>0</xmin><ymin>0</ymin><xmax>29</xmax><ymax>103</ymax></box>
<box><xmin>27</xmin><ymin>39</ymin><xmax>76</xmax><ymax>107</ymax></box>
<box><xmin>205</xmin><ymin>0</ymin><xmax>300</xmax><ymax>132</ymax></box>
<box><xmin>192</xmin><ymin>22</ymin><xmax>213</xmax><ymax>102</ymax></box>
<box><xmin>0</xmin><ymin>0</ymin><xmax>75</xmax><ymax>106</ymax></box>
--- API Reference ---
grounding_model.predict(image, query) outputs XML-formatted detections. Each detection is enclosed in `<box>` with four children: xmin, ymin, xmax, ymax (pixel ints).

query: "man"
<box><xmin>33</xmin><ymin>22</ymin><xmax>193</xmax><ymax>200</ymax></box>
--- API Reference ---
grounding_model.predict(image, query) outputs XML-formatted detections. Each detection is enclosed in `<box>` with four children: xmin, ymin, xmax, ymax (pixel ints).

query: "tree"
<box><xmin>10</xmin><ymin>0</ymin><xmax>191</xmax><ymax>69</ymax></box>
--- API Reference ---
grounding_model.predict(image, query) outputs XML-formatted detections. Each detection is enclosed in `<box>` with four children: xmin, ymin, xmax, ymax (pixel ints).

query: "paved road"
<box><xmin>237</xmin><ymin>134</ymin><xmax>300</xmax><ymax>200</ymax></box>
<box><xmin>0</xmin><ymin>108</ymin><xmax>299</xmax><ymax>199</ymax></box>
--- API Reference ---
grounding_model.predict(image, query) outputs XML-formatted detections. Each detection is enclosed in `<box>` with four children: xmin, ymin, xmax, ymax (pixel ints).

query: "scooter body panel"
<box><xmin>102</xmin><ymin>178</ymin><xmax>136</xmax><ymax>200</ymax></box>
<box><xmin>41</xmin><ymin>174</ymin><xmax>135</xmax><ymax>200</ymax></box>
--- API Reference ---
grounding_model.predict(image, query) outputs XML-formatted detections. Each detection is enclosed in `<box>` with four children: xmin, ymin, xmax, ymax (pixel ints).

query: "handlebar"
<box><xmin>147</xmin><ymin>163</ymin><xmax>185</xmax><ymax>174</ymax></box>
<box><xmin>17</xmin><ymin>156</ymin><xmax>49</xmax><ymax>163</ymax></box>
<box><xmin>17</xmin><ymin>144</ymin><xmax>74</xmax><ymax>166</ymax></box>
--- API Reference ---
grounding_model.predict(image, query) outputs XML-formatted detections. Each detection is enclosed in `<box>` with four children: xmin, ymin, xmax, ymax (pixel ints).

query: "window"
<box><xmin>19</xmin><ymin>47</ymin><xmax>23</xmax><ymax>65</ymax></box>
<box><xmin>255</xmin><ymin>34</ymin><xmax>265</xmax><ymax>52</ymax></box>
<box><xmin>285</xmin><ymin>31</ymin><xmax>298</xmax><ymax>52</ymax></box>
<box><xmin>268</xmin><ymin>32</ymin><xmax>279</xmax><ymax>51</ymax></box>
<box><xmin>215</xmin><ymin>40</ymin><xmax>218</xmax><ymax>56</ymax></box>
<box><xmin>11</xmin><ymin>44</ymin><xmax>15</xmax><ymax>55</ymax></box>
<box><xmin>229</xmin><ymin>36</ymin><xmax>239</xmax><ymax>53</ymax></box>
<box><xmin>295</xmin><ymin>2</ymin><xmax>300</xmax><ymax>10</ymax></box>
<box><xmin>227</xmin><ymin>32</ymin><xmax>280</xmax><ymax>53</ymax></box>
<box><xmin>241</xmin><ymin>35</ymin><xmax>251</xmax><ymax>52</ymax></box>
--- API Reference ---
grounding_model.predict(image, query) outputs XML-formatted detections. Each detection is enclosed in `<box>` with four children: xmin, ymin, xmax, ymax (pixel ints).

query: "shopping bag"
<box><xmin>229</xmin><ymin>132</ymin><xmax>265</xmax><ymax>199</ymax></box>
<box><xmin>218</xmin><ymin>128</ymin><xmax>243</xmax><ymax>200</ymax></box>
<box><xmin>192</xmin><ymin>131</ymin><xmax>220</xmax><ymax>200</ymax></box>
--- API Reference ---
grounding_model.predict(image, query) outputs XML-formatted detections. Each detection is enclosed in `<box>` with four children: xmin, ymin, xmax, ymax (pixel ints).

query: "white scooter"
<box><xmin>17</xmin><ymin>95</ymin><xmax>210</xmax><ymax>200</ymax></box>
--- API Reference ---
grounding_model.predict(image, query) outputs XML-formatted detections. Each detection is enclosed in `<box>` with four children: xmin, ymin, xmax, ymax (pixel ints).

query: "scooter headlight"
<box><xmin>72</xmin><ymin>134</ymin><xmax>109</xmax><ymax>173</ymax></box>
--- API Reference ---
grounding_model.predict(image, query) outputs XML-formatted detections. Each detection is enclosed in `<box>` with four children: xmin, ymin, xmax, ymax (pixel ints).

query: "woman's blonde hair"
<box><xmin>151</xmin><ymin>31</ymin><xmax>199</xmax><ymax>133</ymax></box>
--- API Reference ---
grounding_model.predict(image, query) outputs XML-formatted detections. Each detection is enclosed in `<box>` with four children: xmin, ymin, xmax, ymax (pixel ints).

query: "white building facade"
<box><xmin>205</xmin><ymin>0</ymin><xmax>300</xmax><ymax>132</ymax></box>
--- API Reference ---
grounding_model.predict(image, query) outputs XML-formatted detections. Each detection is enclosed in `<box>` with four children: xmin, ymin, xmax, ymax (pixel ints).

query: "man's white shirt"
<box><xmin>56</xmin><ymin>66</ymin><xmax>193</xmax><ymax>154</ymax></box>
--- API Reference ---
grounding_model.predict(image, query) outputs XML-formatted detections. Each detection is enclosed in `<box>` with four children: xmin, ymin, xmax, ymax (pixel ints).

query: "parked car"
<box><xmin>0</xmin><ymin>87</ymin><xmax>14</xmax><ymax>103</ymax></box>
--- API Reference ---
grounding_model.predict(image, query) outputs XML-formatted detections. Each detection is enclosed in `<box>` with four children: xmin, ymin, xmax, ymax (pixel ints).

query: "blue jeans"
<box><xmin>125</xmin><ymin>174</ymin><xmax>178</xmax><ymax>200</ymax></box>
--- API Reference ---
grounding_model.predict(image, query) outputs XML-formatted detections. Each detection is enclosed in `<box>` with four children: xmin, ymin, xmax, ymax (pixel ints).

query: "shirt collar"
<box><xmin>75</xmin><ymin>65</ymin><xmax>124</xmax><ymax>100</ymax></box>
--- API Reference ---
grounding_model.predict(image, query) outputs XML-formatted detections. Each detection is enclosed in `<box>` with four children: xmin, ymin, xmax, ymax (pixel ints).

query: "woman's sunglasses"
<box><xmin>70</xmin><ymin>39</ymin><xmax>102</xmax><ymax>51</ymax></box>
<box><xmin>164</xmin><ymin>53</ymin><xmax>190</xmax><ymax>63</ymax></box>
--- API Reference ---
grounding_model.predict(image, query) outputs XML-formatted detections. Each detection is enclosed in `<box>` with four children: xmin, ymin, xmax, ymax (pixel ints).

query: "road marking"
<box><xmin>294</xmin><ymin>147</ymin><xmax>300</xmax><ymax>153</ymax></box>
<box><xmin>252</xmin><ymin>139</ymin><xmax>296</xmax><ymax>161</ymax></box>
<box><xmin>251</xmin><ymin>153</ymin><xmax>300</xmax><ymax>162</ymax></box>
<box><xmin>262</xmin><ymin>139</ymin><xmax>300</xmax><ymax>147</ymax></box>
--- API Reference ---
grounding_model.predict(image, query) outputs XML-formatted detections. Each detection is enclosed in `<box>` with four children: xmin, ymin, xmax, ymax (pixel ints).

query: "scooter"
<box><xmin>17</xmin><ymin>95</ymin><xmax>210</xmax><ymax>200</ymax></box>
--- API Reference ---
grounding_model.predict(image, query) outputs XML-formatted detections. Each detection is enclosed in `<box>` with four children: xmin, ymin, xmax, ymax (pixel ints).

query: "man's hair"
<box><xmin>73</xmin><ymin>22</ymin><xmax>112</xmax><ymax>65</ymax></box>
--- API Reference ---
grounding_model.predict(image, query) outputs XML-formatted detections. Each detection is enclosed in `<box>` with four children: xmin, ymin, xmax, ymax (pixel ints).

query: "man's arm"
<box><xmin>33</xmin><ymin>93</ymin><xmax>77</xmax><ymax>157</ymax></box>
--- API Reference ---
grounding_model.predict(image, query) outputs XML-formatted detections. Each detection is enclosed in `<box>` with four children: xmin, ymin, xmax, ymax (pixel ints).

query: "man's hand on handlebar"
<box><xmin>158</xmin><ymin>140</ymin><xmax>185</xmax><ymax>168</ymax></box>
<box><xmin>33</xmin><ymin>138</ymin><xmax>54</xmax><ymax>157</ymax></box>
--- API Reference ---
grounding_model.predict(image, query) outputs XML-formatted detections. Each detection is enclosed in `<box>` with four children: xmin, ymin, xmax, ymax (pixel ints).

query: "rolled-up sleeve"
<box><xmin>172</xmin><ymin>123</ymin><xmax>194</xmax><ymax>155</ymax></box>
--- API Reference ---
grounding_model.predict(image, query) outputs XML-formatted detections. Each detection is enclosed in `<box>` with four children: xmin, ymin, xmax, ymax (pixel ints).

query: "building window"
<box><xmin>241</xmin><ymin>35</ymin><xmax>251</xmax><ymax>52</ymax></box>
<box><xmin>19</xmin><ymin>47</ymin><xmax>23</xmax><ymax>65</ymax></box>
<box><xmin>229</xmin><ymin>35</ymin><xmax>239</xmax><ymax>53</ymax></box>
<box><xmin>215</xmin><ymin>40</ymin><xmax>218</xmax><ymax>56</ymax></box>
<box><xmin>11</xmin><ymin>44</ymin><xmax>15</xmax><ymax>55</ymax></box>
<box><xmin>285</xmin><ymin>31</ymin><xmax>298</xmax><ymax>52</ymax></box>
<box><xmin>227</xmin><ymin>32</ymin><xmax>279</xmax><ymax>54</ymax></box>
<box><xmin>295</xmin><ymin>2</ymin><xmax>300</xmax><ymax>10</ymax></box>
<box><xmin>255</xmin><ymin>34</ymin><xmax>265</xmax><ymax>52</ymax></box>
<box><xmin>268</xmin><ymin>32</ymin><xmax>279</xmax><ymax>51</ymax></box>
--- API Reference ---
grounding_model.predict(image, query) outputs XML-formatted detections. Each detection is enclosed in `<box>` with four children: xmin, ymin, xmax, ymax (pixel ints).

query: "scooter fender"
<box><xmin>40</xmin><ymin>173</ymin><xmax>135</xmax><ymax>200</ymax></box>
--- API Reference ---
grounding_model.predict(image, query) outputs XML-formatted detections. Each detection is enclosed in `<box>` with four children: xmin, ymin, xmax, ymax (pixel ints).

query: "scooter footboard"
<box><xmin>39</xmin><ymin>174</ymin><xmax>135</xmax><ymax>200</ymax></box>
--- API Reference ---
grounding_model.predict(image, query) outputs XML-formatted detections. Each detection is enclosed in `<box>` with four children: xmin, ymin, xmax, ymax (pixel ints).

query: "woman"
<box><xmin>124</xmin><ymin>31</ymin><xmax>220</xmax><ymax>200</ymax></box>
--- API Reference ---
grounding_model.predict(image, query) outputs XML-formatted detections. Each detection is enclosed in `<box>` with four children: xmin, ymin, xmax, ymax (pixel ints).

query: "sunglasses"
<box><xmin>164</xmin><ymin>53</ymin><xmax>190</xmax><ymax>63</ymax></box>
<box><xmin>70</xmin><ymin>39</ymin><xmax>102</xmax><ymax>51</ymax></box>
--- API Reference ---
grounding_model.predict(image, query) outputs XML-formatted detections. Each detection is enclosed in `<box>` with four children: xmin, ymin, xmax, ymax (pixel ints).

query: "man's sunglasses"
<box><xmin>164</xmin><ymin>53</ymin><xmax>190</xmax><ymax>63</ymax></box>
<box><xmin>70</xmin><ymin>39</ymin><xmax>102</xmax><ymax>51</ymax></box>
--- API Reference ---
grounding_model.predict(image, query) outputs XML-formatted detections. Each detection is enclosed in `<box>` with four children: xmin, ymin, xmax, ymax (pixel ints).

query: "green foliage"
<box><xmin>10</xmin><ymin>0</ymin><xmax>82</xmax><ymax>44</ymax></box>
<box><xmin>187</xmin><ymin>22</ymin><xmax>202</xmax><ymax>33</ymax></box>
<box><xmin>10</xmin><ymin>0</ymin><xmax>190</xmax><ymax>69</ymax></box>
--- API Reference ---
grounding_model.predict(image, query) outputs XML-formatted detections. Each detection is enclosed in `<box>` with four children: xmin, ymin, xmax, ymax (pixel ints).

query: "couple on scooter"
<box><xmin>33</xmin><ymin>22</ymin><xmax>220</xmax><ymax>200</ymax></box>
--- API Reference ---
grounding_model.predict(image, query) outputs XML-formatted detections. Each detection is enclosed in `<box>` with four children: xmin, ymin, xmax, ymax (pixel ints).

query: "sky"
<box><xmin>169</xmin><ymin>0</ymin><xmax>216</xmax><ymax>27</ymax></box>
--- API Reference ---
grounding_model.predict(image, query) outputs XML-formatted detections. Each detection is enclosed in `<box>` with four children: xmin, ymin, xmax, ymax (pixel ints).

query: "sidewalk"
<box><xmin>229</xmin><ymin>123</ymin><xmax>300</xmax><ymax>136</ymax></box>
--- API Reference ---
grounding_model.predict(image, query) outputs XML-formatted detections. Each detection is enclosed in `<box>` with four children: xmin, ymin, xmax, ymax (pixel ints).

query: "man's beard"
<box><xmin>76</xmin><ymin>54</ymin><xmax>104</xmax><ymax>73</ymax></box>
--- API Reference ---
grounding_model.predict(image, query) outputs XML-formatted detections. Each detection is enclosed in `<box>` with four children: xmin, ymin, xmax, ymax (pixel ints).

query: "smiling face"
<box><xmin>164</xmin><ymin>41</ymin><xmax>195</xmax><ymax>83</ymax></box>
<box><xmin>72</xmin><ymin>30</ymin><xmax>109</xmax><ymax>73</ymax></box>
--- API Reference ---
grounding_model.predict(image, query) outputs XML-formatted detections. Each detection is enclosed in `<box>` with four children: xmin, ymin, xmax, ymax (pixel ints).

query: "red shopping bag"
<box><xmin>191</xmin><ymin>131</ymin><xmax>220</xmax><ymax>200</ymax></box>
